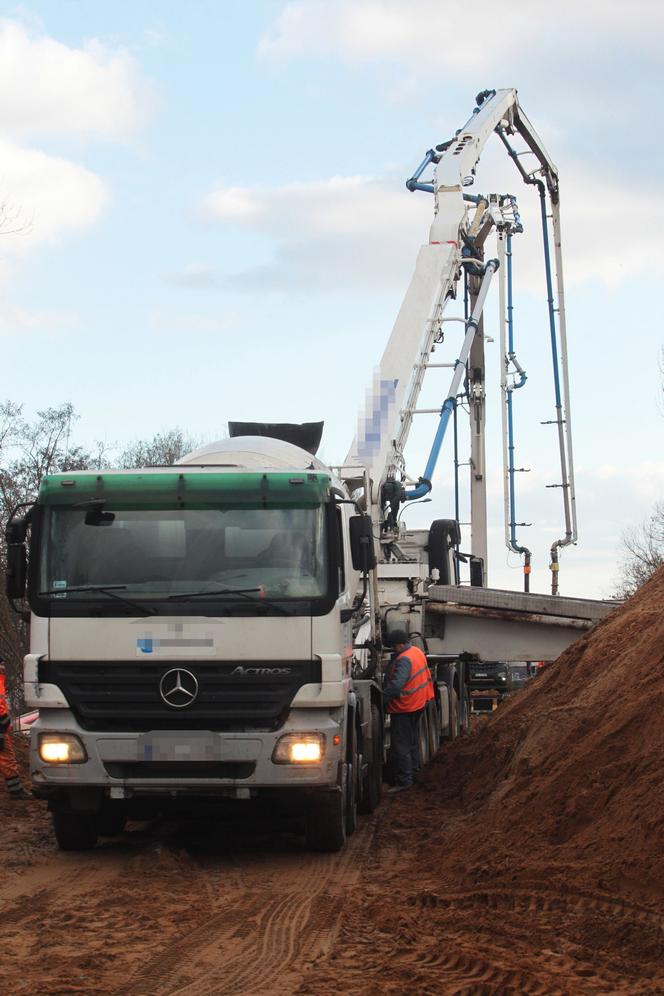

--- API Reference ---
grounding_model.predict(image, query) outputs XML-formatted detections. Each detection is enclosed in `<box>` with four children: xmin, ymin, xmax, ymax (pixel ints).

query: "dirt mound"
<box><xmin>411</xmin><ymin>563</ymin><xmax>664</xmax><ymax>902</ymax></box>
<box><xmin>298</xmin><ymin>569</ymin><xmax>664</xmax><ymax>994</ymax></box>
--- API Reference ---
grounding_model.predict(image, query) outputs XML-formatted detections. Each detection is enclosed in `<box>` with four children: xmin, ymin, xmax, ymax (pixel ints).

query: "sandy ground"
<box><xmin>2</xmin><ymin>762</ymin><xmax>663</xmax><ymax>994</ymax></box>
<box><xmin>2</xmin><ymin>567</ymin><xmax>664</xmax><ymax>994</ymax></box>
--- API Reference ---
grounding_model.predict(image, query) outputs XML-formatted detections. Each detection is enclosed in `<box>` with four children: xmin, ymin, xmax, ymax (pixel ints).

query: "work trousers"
<box><xmin>0</xmin><ymin>727</ymin><xmax>21</xmax><ymax>794</ymax></box>
<box><xmin>390</xmin><ymin>709</ymin><xmax>423</xmax><ymax>787</ymax></box>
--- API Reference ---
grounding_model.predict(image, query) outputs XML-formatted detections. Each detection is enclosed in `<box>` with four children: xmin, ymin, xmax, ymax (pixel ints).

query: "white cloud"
<box><xmin>470</xmin><ymin>144</ymin><xmax>664</xmax><ymax>288</ymax></box>
<box><xmin>192</xmin><ymin>173</ymin><xmax>430</xmax><ymax>290</ymax></box>
<box><xmin>258</xmin><ymin>1</ymin><xmax>663</xmax><ymax>181</ymax></box>
<box><xmin>0</xmin><ymin>137</ymin><xmax>107</xmax><ymax>252</ymax></box>
<box><xmin>0</xmin><ymin>18</ymin><xmax>149</xmax><ymax>139</ymax></box>
<box><xmin>191</xmin><ymin>153</ymin><xmax>664</xmax><ymax>292</ymax></box>
<box><xmin>203</xmin><ymin>185</ymin><xmax>264</xmax><ymax>222</ymax></box>
<box><xmin>0</xmin><ymin>19</ymin><xmax>152</xmax><ymax>278</ymax></box>
<box><xmin>589</xmin><ymin>461</ymin><xmax>664</xmax><ymax>504</ymax></box>
<box><xmin>259</xmin><ymin>0</ymin><xmax>664</xmax><ymax>67</ymax></box>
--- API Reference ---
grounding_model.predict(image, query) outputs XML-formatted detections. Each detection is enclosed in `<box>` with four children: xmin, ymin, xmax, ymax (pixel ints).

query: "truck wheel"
<box><xmin>460</xmin><ymin>688</ymin><xmax>471</xmax><ymax>734</ymax></box>
<box><xmin>359</xmin><ymin>704</ymin><xmax>383</xmax><ymax>814</ymax></box>
<box><xmin>52</xmin><ymin>806</ymin><xmax>98</xmax><ymax>851</ymax></box>
<box><xmin>418</xmin><ymin>711</ymin><xmax>430</xmax><ymax>766</ymax></box>
<box><xmin>428</xmin><ymin>702</ymin><xmax>440</xmax><ymax>758</ymax></box>
<box><xmin>98</xmin><ymin>801</ymin><xmax>127</xmax><ymax>837</ymax></box>
<box><xmin>305</xmin><ymin>779</ymin><xmax>347</xmax><ymax>853</ymax></box>
<box><xmin>384</xmin><ymin>746</ymin><xmax>395</xmax><ymax>786</ymax></box>
<box><xmin>447</xmin><ymin>688</ymin><xmax>459</xmax><ymax>740</ymax></box>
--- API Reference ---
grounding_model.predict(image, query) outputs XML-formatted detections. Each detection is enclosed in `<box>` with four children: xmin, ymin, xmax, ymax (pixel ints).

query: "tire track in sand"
<box><xmin>407</xmin><ymin>884</ymin><xmax>664</xmax><ymax>930</ymax></box>
<box><xmin>0</xmin><ymin>848</ymin><xmax>136</xmax><ymax>906</ymax></box>
<box><xmin>123</xmin><ymin>817</ymin><xmax>377</xmax><ymax>996</ymax></box>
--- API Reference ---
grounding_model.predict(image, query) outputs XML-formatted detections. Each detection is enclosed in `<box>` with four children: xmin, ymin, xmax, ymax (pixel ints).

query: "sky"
<box><xmin>0</xmin><ymin>0</ymin><xmax>662</xmax><ymax>600</ymax></box>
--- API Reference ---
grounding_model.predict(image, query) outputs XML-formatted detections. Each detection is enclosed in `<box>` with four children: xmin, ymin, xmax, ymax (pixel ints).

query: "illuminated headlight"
<box><xmin>38</xmin><ymin>733</ymin><xmax>87</xmax><ymax>764</ymax></box>
<box><xmin>272</xmin><ymin>733</ymin><xmax>325</xmax><ymax>764</ymax></box>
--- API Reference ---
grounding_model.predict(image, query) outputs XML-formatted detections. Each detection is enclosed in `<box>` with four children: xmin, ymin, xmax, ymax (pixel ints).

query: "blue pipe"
<box><xmin>406</xmin><ymin>181</ymin><xmax>435</xmax><ymax>193</ymax></box>
<box><xmin>404</xmin><ymin>397</ymin><xmax>456</xmax><ymax>500</ymax></box>
<box><xmin>406</xmin><ymin>147</ymin><xmax>484</xmax><ymax>201</ymax></box>
<box><xmin>406</xmin><ymin>150</ymin><xmax>436</xmax><ymax>192</ymax></box>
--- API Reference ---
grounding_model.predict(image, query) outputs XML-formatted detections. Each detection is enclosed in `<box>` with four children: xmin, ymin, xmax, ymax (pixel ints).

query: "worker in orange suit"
<box><xmin>383</xmin><ymin>630</ymin><xmax>434</xmax><ymax>793</ymax></box>
<box><xmin>0</xmin><ymin>657</ymin><xmax>31</xmax><ymax>800</ymax></box>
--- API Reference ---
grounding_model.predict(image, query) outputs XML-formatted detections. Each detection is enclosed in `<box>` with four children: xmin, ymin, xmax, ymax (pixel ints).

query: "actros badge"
<box><xmin>159</xmin><ymin>668</ymin><xmax>199</xmax><ymax>709</ymax></box>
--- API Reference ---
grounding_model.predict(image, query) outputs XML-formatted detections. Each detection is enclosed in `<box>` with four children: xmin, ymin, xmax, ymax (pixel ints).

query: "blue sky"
<box><xmin>1</xmin><ymin>1</ymin><xmax>662</xmax><ymax>599</ymax></box>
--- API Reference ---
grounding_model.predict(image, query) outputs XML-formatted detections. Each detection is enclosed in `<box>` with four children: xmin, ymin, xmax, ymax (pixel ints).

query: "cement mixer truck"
<box><xmin>6</xmin><ymin>89</ymin><xmax>595</xmax><ymax>851</ymax></box>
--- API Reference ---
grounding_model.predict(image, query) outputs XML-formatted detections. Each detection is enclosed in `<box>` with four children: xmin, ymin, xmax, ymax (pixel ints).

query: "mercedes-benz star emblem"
<box><xmin>159</xmin><ymin>668</ymin><xmax>199</xmax><ymax>709</ymax></box>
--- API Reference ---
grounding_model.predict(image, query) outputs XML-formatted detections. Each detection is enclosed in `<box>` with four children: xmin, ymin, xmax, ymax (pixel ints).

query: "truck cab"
<box><xmin>8</xmin><ymin>436</ymin><xmax>384</xmax><ymax>852</ymax></box>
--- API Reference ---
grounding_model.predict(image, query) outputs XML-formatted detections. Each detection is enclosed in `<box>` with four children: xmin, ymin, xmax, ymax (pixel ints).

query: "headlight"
<box><xmin>272</xmin><ymin>733</ymin><xmax>326</xmax><ymax>764</ymax></box>
<box><xmin>38</xmin><ymin>733</ymin><xmax>87</xmax><ymax>764</ymax></box>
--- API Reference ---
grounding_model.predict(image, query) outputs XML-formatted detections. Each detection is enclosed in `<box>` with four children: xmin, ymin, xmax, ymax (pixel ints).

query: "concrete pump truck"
<box><xmin>5</xmin><ymin>89</ymin><xmax>612</xmax><ymax>852</ymax></box>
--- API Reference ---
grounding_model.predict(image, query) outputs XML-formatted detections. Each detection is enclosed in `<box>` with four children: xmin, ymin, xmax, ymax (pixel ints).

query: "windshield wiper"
<box><xmin>167</xmin><ymin>587</ymin><xmax>264</xmax><ymax>602</ymax></box>
<box><xmin>167</xmin><ymin>588</ymin><xmax>293</xmax><ymax>615</ymax></box>
<box><xmin>39</xmin><ymin>585</ymin><xmax>154</xmax><ymax>617</ymax></box>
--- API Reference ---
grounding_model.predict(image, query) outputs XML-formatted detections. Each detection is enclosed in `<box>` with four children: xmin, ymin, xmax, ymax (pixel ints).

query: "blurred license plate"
<box><xmin>140</xmin><ymin>733</ymin><xmax>217</xmax><ymax>762</ymax></box>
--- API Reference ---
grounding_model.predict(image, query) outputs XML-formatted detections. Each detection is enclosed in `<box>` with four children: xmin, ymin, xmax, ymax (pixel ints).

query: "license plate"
<box><xmin>140</xmin><ymin>732</ymin><xmax>217</xmax><ymax>762</ymax></box>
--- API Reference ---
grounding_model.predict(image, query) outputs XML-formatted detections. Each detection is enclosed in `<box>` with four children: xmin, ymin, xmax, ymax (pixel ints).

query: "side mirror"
<box><xmin>6</xmin><ymin>543</ymin><xmax>27</xmax><ymax>599</ymax></box>
<box><xmin>5</xmin><ymin>516</ymin><xmax>28</xmax><ymax>545</ymax></box>
<box><xmin>349</xmin><ymin>515</ymin><xmax>376</xmax><ymax>572</ymax></box>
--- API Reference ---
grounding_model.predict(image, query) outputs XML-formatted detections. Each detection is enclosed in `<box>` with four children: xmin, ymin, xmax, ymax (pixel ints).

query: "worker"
<box><xmin>0</xmin><ymin>657</ymin><xmax>31</xmax><ymax>800</ymax></box>
<box><xmin>383</xmin><ymin>629</ymin><xmax>434</xmax><ymax>793</ymax></box>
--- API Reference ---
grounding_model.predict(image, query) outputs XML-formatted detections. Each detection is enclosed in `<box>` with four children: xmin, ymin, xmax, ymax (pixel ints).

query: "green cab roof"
<box><xmin>38</xmin><ymin>470</ymin><xmax>331</xmax><ymax>508</ymax></box>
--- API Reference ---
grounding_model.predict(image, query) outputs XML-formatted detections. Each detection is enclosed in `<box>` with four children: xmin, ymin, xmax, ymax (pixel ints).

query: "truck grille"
<box><xmin>39</xmin><ymin>659</ymin><xmax>322</xmax><ymax>733</ymax></box>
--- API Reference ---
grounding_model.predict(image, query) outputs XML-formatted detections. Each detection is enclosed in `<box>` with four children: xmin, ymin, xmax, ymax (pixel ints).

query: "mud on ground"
<box><xmin>2</xmin><ymin>567</ymin><xmax>664</xmax><ymax>994</ymax></box>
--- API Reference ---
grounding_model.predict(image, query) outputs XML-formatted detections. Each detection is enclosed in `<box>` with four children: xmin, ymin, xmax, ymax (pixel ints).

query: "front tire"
<box><xmin>98</xmin><ymin>801</ymin><xmax>127</xmax><ymax>837</ymax></box>
<box><xmin>447</xmin><ymin>687</ymin><xmax>459</xmax><ymax>740</ymax></box>
<box><xmin>428</xmin><ymin>701</ymin><xmax>440</xmax><ymax>758</ymax></box>
<box><xmin>305</xmin><ymin>769</ymin><xmax>348</xmax><ymax>853</ymax></box>
<box><xmin>418</xmin><ymin>710</ymin><xmax>430</xmax><ymax>767</ymax></box>
<box><xmin>52</xmin><ymin>806</ymin><xmax>98</xmax><ymax>851</ymax></box>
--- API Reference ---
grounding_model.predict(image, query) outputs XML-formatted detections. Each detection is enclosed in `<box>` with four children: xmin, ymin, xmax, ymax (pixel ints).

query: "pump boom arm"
<box><xmin>346</xmin><ymin>89</ymin><xmax>557</xmax><ymax>491</ymax></box>
<box><xmin>344</xmin><ymin>88</ymin><xmax>576</xmax><ymax>591</ymax></box>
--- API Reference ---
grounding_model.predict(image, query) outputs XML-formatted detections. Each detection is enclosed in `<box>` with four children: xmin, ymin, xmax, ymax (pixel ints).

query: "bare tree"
<box><xmin>0</xmin><ymin>403</ymin><xmax>103</xmax><ymax>712</ymax></box>
<box><xmin>119</xmin><ymin>428</ymin><xmax>198</xmax><ymax>468</ymax></box>
<box><xmin>1</xmin><ymin>413</ymin><xmax>200</xmax><ymax>712</ymax></box>
<box><xmin>615</xmin><ymin>501</ymin><xmax>664</xmax><ymax>598</ymax></box>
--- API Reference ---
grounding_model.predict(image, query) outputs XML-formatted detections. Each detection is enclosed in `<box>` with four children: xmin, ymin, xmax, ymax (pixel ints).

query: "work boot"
<box><xmin>388</xmin><ymin>783</ymin><xmax>413</xmax><ymax>794</ymax></box>
<box><xmin>9</xmin><ymin>786</ymin><xmax>33</xmax><ymax>800</ymax></box>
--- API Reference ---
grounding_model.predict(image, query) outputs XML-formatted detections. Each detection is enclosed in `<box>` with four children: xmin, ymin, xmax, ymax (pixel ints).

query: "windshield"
<box><xmin>36</xmin><ymin>505</ymin><xmax>329</xmax><ymax>609</ymax></box>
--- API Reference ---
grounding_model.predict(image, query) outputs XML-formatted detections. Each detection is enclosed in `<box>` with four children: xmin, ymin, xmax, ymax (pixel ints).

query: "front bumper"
<box><xmin>30</xmin><ymin>708</ymin><xmax>343</xmax><ymax>798</ymax></box>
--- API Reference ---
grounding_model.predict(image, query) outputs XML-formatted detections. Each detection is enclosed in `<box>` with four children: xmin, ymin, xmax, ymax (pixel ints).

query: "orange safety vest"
<box><xmin>386</xmin><ymin>645</ymin><xmax>434</xmax><ymax>714</ymax></box>
<box><xmin>0</xmin><ymin>670</ymin><xmax>10</xmax><ymax>731</ymax></box>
